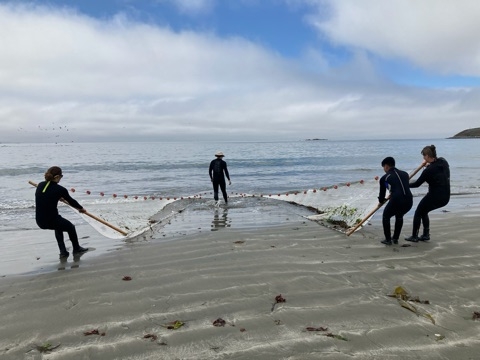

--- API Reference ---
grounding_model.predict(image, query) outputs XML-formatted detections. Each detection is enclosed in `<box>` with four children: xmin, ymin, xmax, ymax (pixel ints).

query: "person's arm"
<box><xmin>409</xmin><ymin>168</ymin><xmax>428</xmax><ymax>188</ymax></box>
<box><xmin>378</xmin><ymin>175</ymin><xmax>387</xmax><ymax>205</ymax></box>
<box><xmin>60</xmin><ymin>187</ymin><xmax>86</xmax><ymax>212</ymax></box>
<box><xmin>223</xmin><ymin>162</ymin><xmax>231</xmax><ymax>185</ymax></box>
<box><xmin>209</xmin><ymin>161</ymin><xmax>214</xmax><ymax>181</ymax></box>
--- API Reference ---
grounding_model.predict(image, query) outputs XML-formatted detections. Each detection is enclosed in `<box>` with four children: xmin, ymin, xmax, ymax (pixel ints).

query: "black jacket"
<box><xmin>35</xmin><ymin>181</ymin><xmax>82</xmax><ymax>227</ymax></box>
<box><xmin>409</xmin><ymin>157</ymin><xmax>450</xmax><ymax>195</ymax></box>
<box><xmin>378</xmin><ymin>167</ymin><xmax>413</xmax><ymax>204</ymax></box>
<box><xmin>209</xmin><ymin>158</ymin><xmax>230</xmax><ymax>182</ymax></box>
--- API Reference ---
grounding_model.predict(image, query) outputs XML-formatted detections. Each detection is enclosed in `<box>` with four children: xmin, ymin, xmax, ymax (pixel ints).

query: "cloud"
<box><xmin>0</xmin><ymin>2</ymin><xmax>479</xmax><ymax>143</ymax></box>
<box><xmin>306</xmin><ymin>0</ymin><xmax>480</xmax><ymax>76</ymax></box>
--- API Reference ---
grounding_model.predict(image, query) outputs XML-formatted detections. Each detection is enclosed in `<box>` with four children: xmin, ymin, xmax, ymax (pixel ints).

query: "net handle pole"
<box><xmin>345</xmin><ymin>203</ymin><xmax>382</xmax><ymax>236</ymax></box>
<box><xmin>345</xmin><ymin>162</ymin><xmax>425</xmax><ymax>236</ymax></box>
<box><xmin>28</xmin><ymin>180</ymin><xmax>128</xmax><ymax>236</ymax></box>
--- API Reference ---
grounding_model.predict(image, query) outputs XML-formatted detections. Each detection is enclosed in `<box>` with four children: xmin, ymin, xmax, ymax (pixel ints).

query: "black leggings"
<box><xmin>38</xmin><ymin>216</ymin><xmax>80</xmax><ymax>253</ymax></box>
<box><xmin>212</xmin><ymin>179</ymin><xmax>228</xmax><ymax>202</ymax></box>
<box><xmin>412</xmin><ymin>192</ymin><xmax>449</xmax><ymax>235</ymax></box>
<box><xmin>382</xmin><ymin>198</ymin><xmax>412</xmax><ymax>240</ymax></box>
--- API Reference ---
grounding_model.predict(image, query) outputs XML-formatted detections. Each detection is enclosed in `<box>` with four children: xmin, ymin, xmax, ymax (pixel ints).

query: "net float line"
<box><xmin>66</xmin><ymin>176</ymin><xmax>380</xmax><ymax>203</ymax></box>
<box><xmin>41</xmin><ymin>175</ymin><xmax>383</xmax><ymax>238</ymax></box>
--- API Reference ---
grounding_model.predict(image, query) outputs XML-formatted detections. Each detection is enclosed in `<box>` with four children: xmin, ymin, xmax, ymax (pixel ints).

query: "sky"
<box><xmin>1</xmin><ymin>0</ymin><xmax>480</xmax><ymax>142</ymax></box>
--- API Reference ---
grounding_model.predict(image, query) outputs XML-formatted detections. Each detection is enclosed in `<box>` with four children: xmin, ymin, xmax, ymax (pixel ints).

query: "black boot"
<box><xmin>73</xmin><ymin>246</ymin><xmax>89</xmax><ymax>254</ymax></box>
<box><xmin>419</xmin><ymin>228</ymin><xmax>430</xmax><ymax>241</ymax></box>
<box><xmin>405</xmin><ymin>230</ymin><xmax>419</xmax><ymax>242</ymax></box>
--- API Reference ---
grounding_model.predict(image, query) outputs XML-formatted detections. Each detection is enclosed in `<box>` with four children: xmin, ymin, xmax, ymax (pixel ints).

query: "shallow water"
<box><xmin>1</xmin><ymin>197</ymin><xmax>317</xmax><ymax>276</ymax></box>
<box><xmin>1</xmin><ymin>139</ymin><xmax>479</xmax><ymax>276</ymax></box>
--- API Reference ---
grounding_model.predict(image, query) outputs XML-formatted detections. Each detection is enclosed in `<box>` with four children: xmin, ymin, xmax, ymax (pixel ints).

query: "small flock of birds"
<box><xmin>16</xmin><ymin>123</ymin><xmax>74</xmax><ymax>143</ymax></box>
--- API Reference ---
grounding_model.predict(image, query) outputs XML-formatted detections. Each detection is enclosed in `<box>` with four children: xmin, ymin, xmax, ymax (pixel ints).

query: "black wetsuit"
<box><xmin>35</xmin><ymin>181</ymin><xmax>83</xmax><ymax>254</ymax></box>
<box><xmin>409</xmin><ymin>157</ymin><xmax>450</xmax><ymax>236</ymax></box>
<box><xmin>209</xmin><ymin>158</ymin><xmax>230</xmax><ymax>203</ymax></box>
<box><xmin>378</xmin><ymin>167</ymin><xmax>413</xmax><ymax>240</ymax></box>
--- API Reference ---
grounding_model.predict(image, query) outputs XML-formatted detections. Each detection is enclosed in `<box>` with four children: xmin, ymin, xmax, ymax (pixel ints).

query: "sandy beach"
<box><xmin>1</xmin><ymin>196</ymin><xmax>480</xmax><ymax>360</ymax></box>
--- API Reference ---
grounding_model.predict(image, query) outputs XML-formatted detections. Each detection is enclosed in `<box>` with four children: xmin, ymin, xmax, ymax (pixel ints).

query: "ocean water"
<box><xmin>1</xmin><ymin>139</ymin><xmax>479</xmax><ymax>276</ymax></box>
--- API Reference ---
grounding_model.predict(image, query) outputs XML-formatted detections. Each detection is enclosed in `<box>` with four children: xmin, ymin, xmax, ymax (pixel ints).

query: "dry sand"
<box><xmin>1</xmin><ymin>197</ymin><xmax>479</xmax><ymax>360</ymax></box>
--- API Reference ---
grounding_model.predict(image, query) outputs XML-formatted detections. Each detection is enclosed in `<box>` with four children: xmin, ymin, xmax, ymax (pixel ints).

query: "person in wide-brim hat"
<box><xmin>209</xmin><ymin>151</ymin><xmax>231</xmax><ymax>204</ymax></box>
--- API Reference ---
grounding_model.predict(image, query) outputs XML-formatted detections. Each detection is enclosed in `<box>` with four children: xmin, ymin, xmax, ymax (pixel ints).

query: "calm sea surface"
<box><xmin>1</xmin><ymin>139</ymin><xmax>479</xmax><ymax>275</ymax></box>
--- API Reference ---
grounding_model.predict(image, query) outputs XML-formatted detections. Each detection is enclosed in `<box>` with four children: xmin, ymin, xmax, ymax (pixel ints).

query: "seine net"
<box><xmin>48</xmin><ymin>163</ymin><xmax>423</xmax><ymax>239</ymax></box>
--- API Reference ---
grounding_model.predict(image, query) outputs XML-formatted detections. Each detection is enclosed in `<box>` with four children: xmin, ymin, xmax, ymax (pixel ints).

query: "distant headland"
<box><xmin>305</xmin><ymin>138</ymin><xmax>327</xmax><ymax>141</ymax></box>
<box><xmin>448</xmin><ymin>127</ymin><xmax>480</xmax><ymax>139</ymax></box>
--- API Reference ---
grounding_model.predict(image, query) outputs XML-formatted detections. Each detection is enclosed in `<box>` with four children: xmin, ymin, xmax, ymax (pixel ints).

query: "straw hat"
<box><xmin>215</xmin><ymin>151</ymin><xmax>224</xmax><ymax>157</ymax></box>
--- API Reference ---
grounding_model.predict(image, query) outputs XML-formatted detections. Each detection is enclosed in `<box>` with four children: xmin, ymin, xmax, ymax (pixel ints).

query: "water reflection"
<box><xmin>211</xmin><ymin>208</ymin><xmax>231</xmax><ymax>231</ymax></box>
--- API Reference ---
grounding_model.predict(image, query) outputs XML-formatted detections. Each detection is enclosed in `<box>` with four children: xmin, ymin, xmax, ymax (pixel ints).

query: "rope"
<box><xmin>67</xmin><ymin>176</ymin><xmax>379</xmax><ymax>202</ymax></box>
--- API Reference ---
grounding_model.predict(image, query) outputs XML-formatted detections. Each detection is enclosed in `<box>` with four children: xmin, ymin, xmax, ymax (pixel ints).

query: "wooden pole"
<box><xmin>345</xmin><ymin>162</ymin><xmax>425</xmax><ymax>236</ymax></box>
<box><xmin>29</xmin><ymin>181</ymin><xmax>128</xmax><ymax>236</ymax></box>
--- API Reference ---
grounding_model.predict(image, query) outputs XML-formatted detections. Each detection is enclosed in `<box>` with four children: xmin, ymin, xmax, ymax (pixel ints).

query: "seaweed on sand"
<box><xmin>32</xmin><ymin>343</ymin><xmax>60</xmax><ymax>353</ymax></box>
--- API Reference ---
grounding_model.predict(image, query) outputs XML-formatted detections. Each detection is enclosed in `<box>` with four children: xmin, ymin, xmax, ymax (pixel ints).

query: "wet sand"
<box><xmin>0</xmin><ymin>196</ymin><xmax>479</xmax><ymax>359</ymax></box>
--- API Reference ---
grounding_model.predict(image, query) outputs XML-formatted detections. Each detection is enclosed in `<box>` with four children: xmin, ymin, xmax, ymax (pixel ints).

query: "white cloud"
<box><xmin>0</xmin><ymin>3</ymin><xmax>479</xmax><ymax>143</ymax></box>
<box><xmin>306</xmin><ymin>0</ymin><xmax>480</xmax><ymax>76</ymax></box>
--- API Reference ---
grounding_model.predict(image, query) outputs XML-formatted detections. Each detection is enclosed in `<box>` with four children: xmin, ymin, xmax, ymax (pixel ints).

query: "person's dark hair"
<box><xmin>381</xmin><ymin>157</ymin><xmax>395</xmax><ymax>167</ymax></box>
<box><xmin>44</xmin><ymin>166</ymin><xmax>62</xmax><ymax>181</ymax></box>
<box><xmin>421</xmin><ymin>145</ymin><xmax>437</xmax><ymax>158</ymax></box>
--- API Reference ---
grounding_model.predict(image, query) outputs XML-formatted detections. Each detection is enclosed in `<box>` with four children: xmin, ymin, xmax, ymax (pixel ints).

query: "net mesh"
<box><xmin>67</xmin><ymin>178</ymin><xmax>382</xmax><ymax>239</ymax></box>
<box><xmin>249</xmin><ymin>178</ymin><xmax>381</xmax><ymax>233</ymax></box>
<box><xmin>48</xmin><ymin>164</ymin><xmax>423</xmax><ymax>239</ymax></box>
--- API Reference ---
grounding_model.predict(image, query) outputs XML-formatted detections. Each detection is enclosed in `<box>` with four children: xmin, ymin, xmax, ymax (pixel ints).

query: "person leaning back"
<box><xmin>377</xmin><ymin>157</ymin><xmax>413</xmax><ymax>245</ymax></box>
<box><xmin>405</xmin><ymin>145</ymin><xmax>450</xmax><ymax>242</ymax></box>
<box><xmin>35</xmin><ymin>166</ymin><xmax>89</xmax><ymax>258</ymax></box>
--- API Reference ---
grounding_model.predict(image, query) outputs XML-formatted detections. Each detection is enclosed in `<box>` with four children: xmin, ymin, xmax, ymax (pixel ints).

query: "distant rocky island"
<box><xmin>448</xmin><ymin>127</ymin><xmax>480</xmax><ymax>139</ymax></box>
<box><xmin>305</xmin><ymin>138</ymin><xmax>327</xmax><ymax>141</ymax></box>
